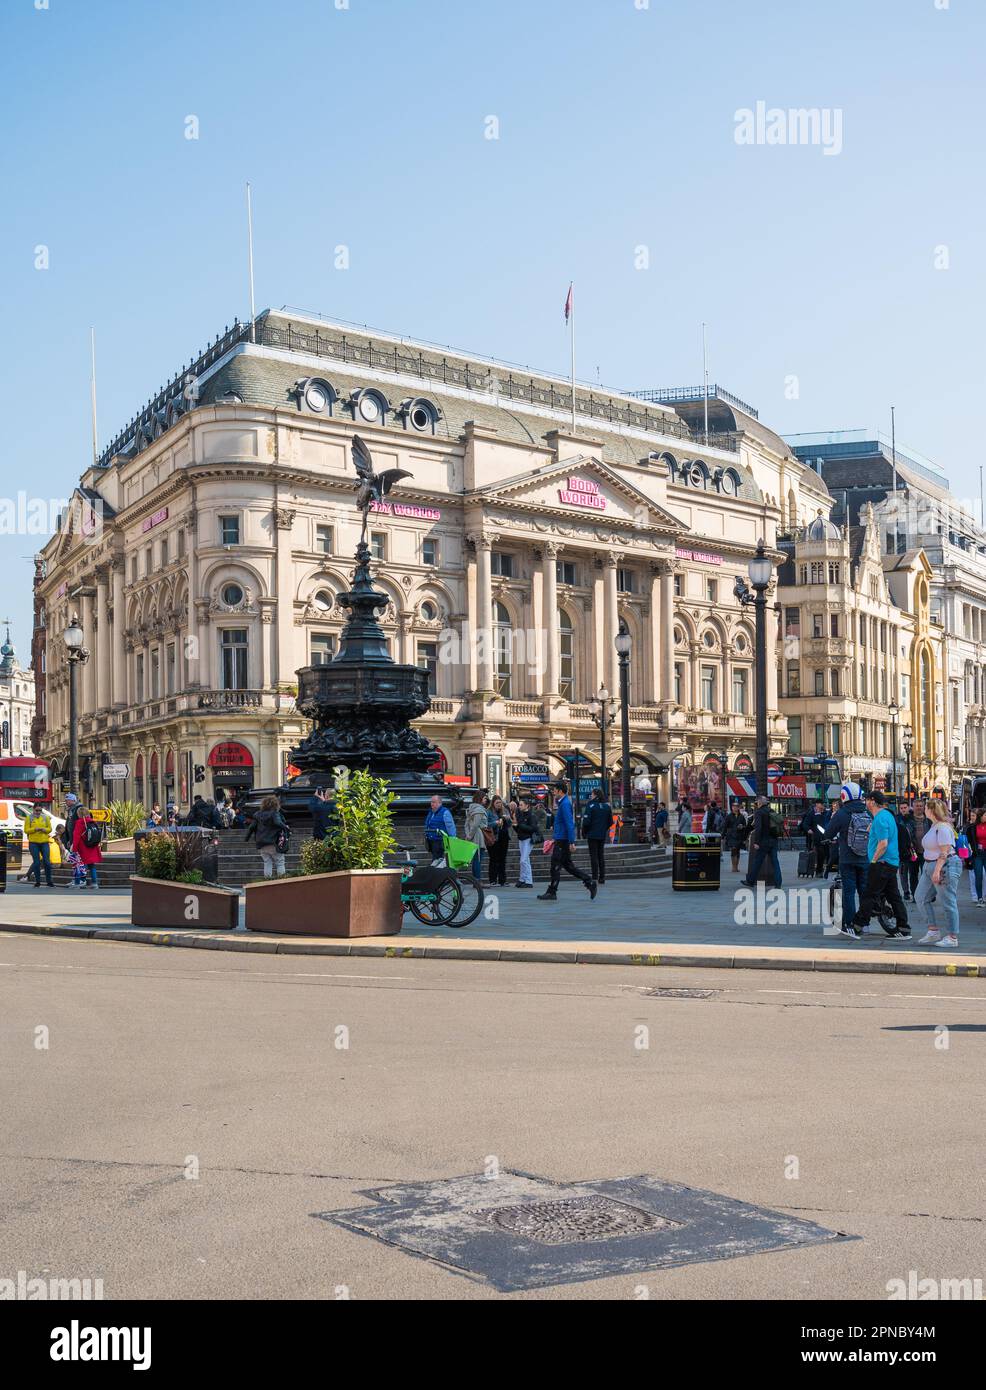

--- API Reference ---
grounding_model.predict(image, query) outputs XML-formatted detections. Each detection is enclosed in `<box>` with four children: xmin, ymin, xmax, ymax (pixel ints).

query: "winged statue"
<box><xmin>351</xmin><ymin>435</ymin><xmax>412</xmax><ymax>541</ymax></box>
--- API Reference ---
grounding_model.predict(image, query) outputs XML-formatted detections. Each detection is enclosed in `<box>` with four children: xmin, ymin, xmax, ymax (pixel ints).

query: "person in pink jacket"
<box><xmin>71</xmin><ymin>810</ymin><xmax>103</xmax><ymax>889</ymax></box>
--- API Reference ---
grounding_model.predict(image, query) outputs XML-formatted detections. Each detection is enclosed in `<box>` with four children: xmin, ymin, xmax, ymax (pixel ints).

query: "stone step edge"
<box><xmin>1</xmin><ymin>920</ymin><xmax>982</xmax><ymax>980</ymax></box>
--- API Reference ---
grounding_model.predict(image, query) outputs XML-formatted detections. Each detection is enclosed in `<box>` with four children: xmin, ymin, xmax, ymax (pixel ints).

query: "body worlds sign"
<box><xmin>558</xmin><ymin>477</ymin><xmax>606</xmax><ymax>511</ymax></box>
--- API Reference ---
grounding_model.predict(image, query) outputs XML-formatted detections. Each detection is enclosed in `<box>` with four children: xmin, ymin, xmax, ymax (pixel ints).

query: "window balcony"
<box><xmin>197</xmin><ymin>689</ymin><xmax>263</xmax><ymax>711</ymax></box>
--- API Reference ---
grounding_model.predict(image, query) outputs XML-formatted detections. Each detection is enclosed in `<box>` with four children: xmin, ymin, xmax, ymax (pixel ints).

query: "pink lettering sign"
<box><xmin>369</xmin><ymin>502</ymin><xmax>442</xmax><ymax>521</ymax></box>
<box><xmin>141</xmin><ymin>506</ymin><xmax>169</xmax><ymax>533</ymax></box>
<box><xmin>676</xmin><ymin>546</ymin><xmax>722</xmax><ymax>566</ymax></box>
<box><xmin>559</xmin><ymin>479</ymin><xmax>606</xmax><ymax>510</ymax></box>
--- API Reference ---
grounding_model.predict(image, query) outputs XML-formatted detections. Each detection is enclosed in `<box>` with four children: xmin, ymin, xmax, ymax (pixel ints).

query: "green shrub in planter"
<box><xmin>108</xmin><ymin>800</ymin><xmax>147</xmax><ymax>839</ymax></box>
<box><xmin>136</xmin><ymin>832</ymin><xmax>205</xmax><ymax>883</ymax></box>
<box><xmin>298</xmin><ymin>770</ymin><xmax>396</xmax><ymax>875</ymax></box>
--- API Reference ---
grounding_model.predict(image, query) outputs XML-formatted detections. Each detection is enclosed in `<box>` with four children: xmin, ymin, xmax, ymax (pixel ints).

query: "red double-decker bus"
<box><xmin>0</xmin><ymin>756</ymin><xmax>52</xmax><ymax>805</ymax></box>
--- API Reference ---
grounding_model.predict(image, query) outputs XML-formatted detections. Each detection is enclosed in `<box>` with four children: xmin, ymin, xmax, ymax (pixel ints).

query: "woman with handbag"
<box><xmin>464</xmin><ymin>790</ymin><xmax>489</xmax><ymax>885</ymax></box>
<box><xmin>486</xmin><ymin>795</ymin><xmax>510</xmax><ymax>886</ymax></box>
<box><xmin>245</xmin><ymin>794</ymin><xmax>290</xmax><ymax>879</ymax></box>
<box><xmin>964</xmin><ymin>807</ymin><xmax>986</xmax><ymax>907</ymax></box>
<box><xmin>915</xmin><ymin>798</ymin><xmax>962</xmax><ymax>947</ymax></box>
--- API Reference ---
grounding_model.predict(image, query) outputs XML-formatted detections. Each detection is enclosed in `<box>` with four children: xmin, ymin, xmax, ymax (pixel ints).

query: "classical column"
<box><xmin>541</xmin><ymin>543</ymin><xmax>559</xmax><ymax>698</ymax></box>
<box><xmin>473</xmin><ymin>535</ymin><xmax>494</xmax><ymax>695</ymax></box>
<box><xmin>659</xmin><ymin>560</ymin><xmax>676</xmax><ymax>706</ymax></box>
<box><xmin>605</xmin><ymin>554</ymin><xmax>620</xmax><ymax>694</ymax></box>
<box><xmin>95</xmin><ymin>572</ymin><xmax>110</xmax><ymax>711</ymax></box>
<box><xmin>766</xmin><ymin>581</ymin><xmax>779</xmax><ymax>714</ymax></box>
<box><xmin>80</xmin><ymin>591</ymin><xmax>95</xmax><ymax>714</ymax></box>
<box><xmin>111</xmin><ymin>562</ymin><xmax>126</xmax><ymax>706</ymax></box>
<box><xmin>273</xmin><ymin>507</ymin><xmax>296</xmax><ymax>689</ymax></box>
<box><xmin>194</xmin><ymin>599</ymin><xmax>211</xmax><ymax>691</ymax></box>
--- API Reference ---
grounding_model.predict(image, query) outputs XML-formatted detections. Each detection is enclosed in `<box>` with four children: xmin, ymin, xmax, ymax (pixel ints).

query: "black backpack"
<box><xmin>82</xmin><ymin>818</ymin><xmax>102</xmax><ymax>849</ymax></box>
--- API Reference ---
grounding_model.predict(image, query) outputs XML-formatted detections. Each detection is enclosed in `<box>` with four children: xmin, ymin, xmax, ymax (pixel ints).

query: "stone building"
<box><xmin>776</xmin><ymin>505</ymin><xmax>948</xmax><ymax>793</ymax></box>
<box><xmin>789</xmin><ymin>429</ymin><xmax>986</xmax><ymax>784</ymax></box>
<box><xmin>34</xmin><ymin>310</ymin><xmax>831</xmax><ymax>810</ymax></box>
<box><xmin>0</xmin><ymin>625</ymin><xmax>36</xmax><ymax>759</ymax></box>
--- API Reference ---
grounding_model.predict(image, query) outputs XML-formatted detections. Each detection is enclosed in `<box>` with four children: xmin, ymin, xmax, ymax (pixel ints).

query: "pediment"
<box><xmin>470</xmin><ymin>456</ymin><xmax>686</xmax><ymax>535</ymax></box>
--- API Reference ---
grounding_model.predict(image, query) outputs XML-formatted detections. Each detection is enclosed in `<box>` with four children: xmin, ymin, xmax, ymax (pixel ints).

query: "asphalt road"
<box><xmin>1</xmin><ymin>930</ymin><xmax>983</xmax><ymax>1300</ymax></box>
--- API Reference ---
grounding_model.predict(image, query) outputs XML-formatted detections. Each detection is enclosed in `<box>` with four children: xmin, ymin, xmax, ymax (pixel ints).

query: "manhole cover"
<box><xmin>473</xmin><ymin>1194</ymin><xmax>680</xmax><ymax>1245</ymax></box>
<box><xmin>645</xmin><ymin>987</ymin><xmax>718</xmax><ymax>999</ymax></box>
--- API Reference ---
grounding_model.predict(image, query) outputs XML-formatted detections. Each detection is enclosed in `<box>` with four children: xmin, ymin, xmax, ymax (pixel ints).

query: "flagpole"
<box><xmin>246</xmin><ymin>182</ymin><xmax>257</xmax><ymax>343</ymax></box>
<box><xmin>570</xmin><ymin>284</ymin><xmax>576</xmax><ymax>432</ymax></box>
<box><xmin>89</xmin><ymin>327</ymin><xmax>98</xmax><ymax>468</ymax></box>
<box><xmin>702</xmin><ymin>321</ymin><xmax>709</xmax><ymax>440</ymax></box>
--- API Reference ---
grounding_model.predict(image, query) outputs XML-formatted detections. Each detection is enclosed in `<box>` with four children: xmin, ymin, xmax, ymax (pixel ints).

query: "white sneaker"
<box><xmin>934</xmin><ymin>934</ymin><xmax>959</xmax><ymax>948</ymax></box>
<box><xmin>917</xmin><ymin>930</ymin><xmax>940</xmax><ymax>945</ymax></box>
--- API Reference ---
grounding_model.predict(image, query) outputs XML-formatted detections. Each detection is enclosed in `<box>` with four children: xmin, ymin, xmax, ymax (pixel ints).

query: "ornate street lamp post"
<box><xmin>615</xmin><ymin>627</ymin><xmax>635</xmax><ymax>842</ymax></box>
<box><xmin>888</xmin><ymin>699</ymin><xmax>900</xmax><ymax>796</ymax></box>
<box><xmin>733</xmin><ymin>541</ymin><xmax>775</xmax><ymax>798</ymax></box>
<box><xmin>903</xmin><ymin>734</ymin><xmax>913</xmax><ymax>802</ymax></box>
<box><xmin>588</xmin><ymin>684</ymin><xmax>617</xmax><ymax>799</ymax></box>
<box><xmin>63</xmin><ymin>612</ymin><xmax>89</xmax><ymax>799</ymax></box>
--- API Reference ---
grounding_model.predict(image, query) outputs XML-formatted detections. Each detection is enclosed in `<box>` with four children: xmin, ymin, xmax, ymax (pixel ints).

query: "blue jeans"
<box><xmin>746</xmin><ymin>845</ymin><xmax>782</xmax><ymax>888</ymax></box>
<box><xmin>915</xmin><ymin>857</ymin><xmax>961</xmax><ymax>936</ymax></box>
<box><xmin>972</xmin><ymin>850</ymin><xmax>985</xmax><ymax>901</ymax></box>
<box><xmin>471</xmin><ymin>848</ymin><xmax>483</xmax><ymax>884</ymax></box>
<box><xmin>839</xmin><ymin>859</ymin><xmax>869</xmax><ymax>926</ymax></box>
<box><xmin>29</xmin><ymin>841</ymin><xmax>53</xmax><ymax>886</ymax></box>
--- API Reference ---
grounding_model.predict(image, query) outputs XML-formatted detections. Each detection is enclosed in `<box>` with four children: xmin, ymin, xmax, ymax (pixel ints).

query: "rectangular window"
<box><xmin>219</xmin><ymin>515</ymin><xmax>240</xmax><ymax>546</ymax></box>
<box><xmin>830</xmin><ymin>614</ymin><xmax>839</xmax><ymax>638</ymax></box>
<box><xmin>150</xmin><ymin>648</ymin><xmax>160</xmax><ymax>699</ymax></box>
<box><xmin>145</xmin><ymin>546</ymin><xmax>152</xmax><ymax>575</ymax></box>
<box><xmin>422</xmin><ymin>538</ymin><xmax>438</xmax><ymax>567</ymax></box>
<box><xmin>860</xmin><ymin>665</ymin><xmax>867</xmax><ymax>698</ymax></box>
<box><xmin>674</xmin><ymin>662</ymin><xmax>683</xmax><ymax>705</ymax></box>
<box><xmin>787</xmin><ymin>662</ymin><xmax>801</xmax><ymax>696</ymax></box>
<box><xmin>166</xmin><ymin>642</ymin><xmax>176</xmax><ymax>695</ymax></box>
<box><xmin>617</xmin><ymin>568</ymin><xmax>635</xmax><ymax>594</ymax></box>
<box><xmin>706</xmin><ymin>578</ymin><xmax>717</xmax><ymax>603</ymax></box>
<box><xmin>828</xmin><ymin>562</ymin><xmax>840</xmax><ymax>584</ymax></box>
<box><xmin>732</xmin><ymin>668</ymin><xmax>748</xmax><ymax>714</ymax></box>
<box><xmin>810</xmin><ymin>562</ymin><xmax>824</xmax><ymax>584</ymax></box>
<box><xmin>830</xmin><ymin>723</ymin><xmax>841</xmax><ymax>754</ymax></box>
<box><xmin>556</xmin><ymin>561</ymin><xmax>577</xmax><ymax>586</ymax></box>
<box><xmin>177</xmin><ymin>528</ymin><xmax>186</xmax><ymax>558</ymax></box>
<box><xmin>787</xmin><ymin>716</ymin><xmax>802</xmax><ymax>755</ymax></box>
<box><xmin>131</xmin><ymin>555</ymin><xmax>138</xmax><ymax>583</ymax></box>
<box><xmin>700</xmin><ymin>665</ymin><xmax>717</xmax><ymax>711</ymax></box>
<box><xmin>135</xmin><ymin>653</ymin><xmax>144</xmax><ymax>704</ymax></box>
<box><xmin>812</xmin><ymin>614</ymin><xmax>823</xmax><ymax>639</ymax></box>
<box><xmin>784</xmin><ymin>607</ymin><xmax>801</xmax><ymax>640</ymax></box>
<box><xmin>315</xmin><ymin>524</ymin><xmax>333</xmax><ymax>555</ymax></box>
<box><xmin>673</xmin><ymin>574</ymin><xmax>683</xmax><ymax>598</ymax></box>
<box><xmin>831</xmin><ymin>669</ymin><xmax>840</xmax><ymax>696</ymax></box>
<box><xmin>491</xmin><ymin>552</ymin><xmax>513</xmax><ymax>578</ymax></box>
<box><xmin>311</xmin><ymin>633</ymin><xmax>336</xmax><ymax>666</ymax></box>
<box><xmin>814</xmin><ymin>670</ymin><xmax>825</xmax><ymax>696</ymax></box>
<box><xmin>160</xmin><ymin>536</ymin><xmax>169</xmax><ymax>567</ymax></box>
<box><xmin>220</xmin><ymin>629</ymin><xmax>248</xmax><ymax>689</ymax></box>
<box><xmin>815</xmin><ymin>722</ymin><xmax>827</xmax><ymax>754</ymax></box>
<box><xmin>417</xmin><ymin>641</ymin><xmax>438</xmax><ymax>687</ymax></box>
<box><xmin>370</xmin><ymin>532</ymin><xmax>386</xmax><ymax>561</ymax></box>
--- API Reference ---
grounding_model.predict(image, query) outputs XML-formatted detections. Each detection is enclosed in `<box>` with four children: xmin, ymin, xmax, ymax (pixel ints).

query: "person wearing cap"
<box><xmin>822</xmin><ymin>782</ymin><xmax>871</xmax><ymax>929</ymax></box>
<box><xmin>61</xmin><ymin>793</ymin><xmax>81</xmax><ymax>852</ymax></box>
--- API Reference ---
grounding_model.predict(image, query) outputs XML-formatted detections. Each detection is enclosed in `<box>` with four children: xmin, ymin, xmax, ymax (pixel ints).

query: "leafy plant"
<box><xmin>136</xmin><ymin>832</ymin><xmax>208</xmax><ymax>882</ymax></box>
<box><xmin>299</xmin><ymin>770</ymin><xmax>395</xmax><ymax>874</ymax></box>
<box><xmin>108</xmin><ymin>800</ymin><xmax>147</xmax><ymax>839</ymax></box>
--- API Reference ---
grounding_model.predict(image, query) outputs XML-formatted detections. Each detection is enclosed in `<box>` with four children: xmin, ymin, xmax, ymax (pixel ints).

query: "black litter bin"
<box><xmin>672</xmin><ymin>832</ymin><xmax>722</xmax><ymax>891</ymax></box>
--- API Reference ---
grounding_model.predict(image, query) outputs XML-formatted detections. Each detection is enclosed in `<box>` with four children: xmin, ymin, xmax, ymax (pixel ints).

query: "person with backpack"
<box><xmin>822</xmin><ymin>782</ymin><xmax>872</xmax><ymax>929</ymax></box>
<box><xmin>843</xmin><ymin>790</ymin><xmax>911</xmax><ymax>940</ymax></box>
<box><xmin>244</xmin><ymin>795</ymin><xmax>290</xmax><ymax>878</ymax></box>
<box><xmin>71</xmin><ymin>807</ymin><xmax>104</xmax><ymax>889</ymax></box>
<box><xmin>581</xmin><ymin>787</ymin><xmax>614</xmax><ymax>885</ymax></box>
<box><xmin>742</xmin><ymin>794</ymin><xmax>783</xmax><ymax>888</ymax></box>
<box><xmin>897</xmin><ymin>804</ymin><xmax>923</xmax><ymax>902</ymax></box>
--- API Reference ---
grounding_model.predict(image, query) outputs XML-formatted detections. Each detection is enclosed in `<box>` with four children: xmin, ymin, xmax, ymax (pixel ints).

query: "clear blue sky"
<box><xmin>2</xmin><ymin>0</ymin><xmax>983</xmax><ymax>654</ymax></box>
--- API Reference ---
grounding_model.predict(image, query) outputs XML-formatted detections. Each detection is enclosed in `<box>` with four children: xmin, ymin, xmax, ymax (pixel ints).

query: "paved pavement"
<box><xmin>3</xmin><ymin>852</ymin><xmax>984</xmax><ymax>979</ymax></box>
<box><xmin>1</xmin><ymin>932</ymin><xmax>983</xmax><ymax>1299</ymax></box>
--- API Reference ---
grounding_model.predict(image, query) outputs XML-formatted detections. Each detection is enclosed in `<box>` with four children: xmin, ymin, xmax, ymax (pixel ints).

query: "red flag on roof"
<box><xmin>564</xmin><ymin>283</ymin><xmax>573</xmax><ymax>324</ymax></box>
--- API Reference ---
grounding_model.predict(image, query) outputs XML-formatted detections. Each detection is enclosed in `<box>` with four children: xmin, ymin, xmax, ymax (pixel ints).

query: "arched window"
<box><xmin>559</xmin><ymin>609</ymin><xmax>575</xmax><ymax>699</ymax></box>
<box><xmin>494</xmin><ymin>601</ymin><xmax>512</xmax><ymax>698</ymax></box>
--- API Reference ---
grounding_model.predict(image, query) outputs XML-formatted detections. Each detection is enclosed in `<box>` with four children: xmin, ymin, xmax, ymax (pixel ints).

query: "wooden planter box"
<box><xmin>131</xmin><ymin>876</ymin><xmax>239</xmax><ymax>930</ymax></box>
<box><xmin>245</xmin><ymin>869</ymin><xmax>403</xmax><ymax>937</ymax></box>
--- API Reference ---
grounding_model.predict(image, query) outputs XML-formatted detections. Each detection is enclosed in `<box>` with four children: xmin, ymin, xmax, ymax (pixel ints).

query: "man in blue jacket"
<box><xmin>424</xmin><ymin>793</ymin><xmax>456</xmax><ymax>863</ymax></box>
<box><xmin>581</xmin><ymin>787</ymin><xmax>614</xmax><ymax>885</ymax></box>
<box><xmin>538</xmin><ymin>780</ymin><xmax>598</xmax><ymax>901</ymax></box>
<box><xmin>822</xmin><ymin>782</ymin><xmax>872</xmax><ymax>928</ymax></box>
<box><xmin>309</xmin><ymin>787</ymin><xmax>338</xmax><ymax>842</ymax></box>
